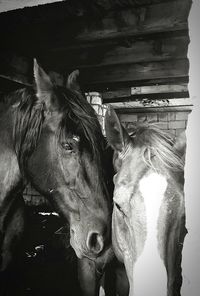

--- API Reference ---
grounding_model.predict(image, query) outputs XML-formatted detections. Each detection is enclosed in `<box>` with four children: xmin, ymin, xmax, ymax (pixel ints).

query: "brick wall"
<box><xmin>86</xmin><ymin>92</ymin><xmax>108</xmax><ymax>134</ymax></box>
<box><xmin>118</xmin><ymin>110</ymin><xmax>190</xmax><ymax>137</ymax></box>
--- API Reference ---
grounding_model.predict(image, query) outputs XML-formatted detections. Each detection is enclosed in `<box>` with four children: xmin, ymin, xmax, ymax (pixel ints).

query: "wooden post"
<box><xmin>181</xmin><ymin>1</ymin><xmax>200</xmax><ymax>295</ymax></box>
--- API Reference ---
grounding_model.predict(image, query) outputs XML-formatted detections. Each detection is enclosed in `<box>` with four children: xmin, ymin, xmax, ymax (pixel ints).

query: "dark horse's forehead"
<box><xmin>55</xmin><ymin>86</ymin><xmax>106</xmax><ymax>158</ymax></box>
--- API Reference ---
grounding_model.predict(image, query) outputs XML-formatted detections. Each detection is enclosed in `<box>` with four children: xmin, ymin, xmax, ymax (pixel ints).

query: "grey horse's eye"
<box><xmin>115</xmin><ymin>202</ymin><xmax>124</xmax><ymax>214</ymax></box>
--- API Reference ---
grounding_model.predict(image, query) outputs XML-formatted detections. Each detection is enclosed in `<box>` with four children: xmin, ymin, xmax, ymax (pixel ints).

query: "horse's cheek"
<box><xmin>60</xmin><ymin>153</ymin><xmax>79</xmax><ymax>184</ymax></box>
<box><xmin>112</xmin><ymin>207</ymin><xmax>129</xmax><ymax>261</ymax></box>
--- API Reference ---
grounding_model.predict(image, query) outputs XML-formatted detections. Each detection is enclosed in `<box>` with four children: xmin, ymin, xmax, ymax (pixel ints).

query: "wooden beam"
<box><xmin>0</xmin><ymin>52</ymin><xmax>65</xmax><ymax>90</ymax></box>
<box><xmin>83</xmin><ymin>77</ymin><xmax>189</xmax><ymax>92</ymax></box>
<box><xmin>89</xmin><ymin>0</ymin><xmax>182</xmax><ymax>11</ymax></box>
<box><xmin>0</xmin><ymin>52</ymin><xmax>33</xmax><ymax>85</ymax></box>
<box><xmin>79</xmin><ymin>59</ymin><xmax>189</xmax><ymax>91</ymax></box>
<box><xmin>42</xmin><ymin>34</ymin><xmax>189</xmax><ymax>70</ymax></box>
<box><xmin>70</xmin><ymin>0</ymin><xmax>191</xmax><ymax>43</ymax></box>
<box><xmin>0</xmin><ymin>0</ymin><xmax>191</xmax><ymax>53</ymax></box>
<box><xmin>130</xmin><ymin>84</ymin><xmax>188</xmax><ymax>95</ymax></box>
<box><xmin>102</xmin><ymin>84</ymin><xmax>189</xmax><ymax>102</ymax></box>
<box><xmin>115</xmin><ymin>106</ymin><xmax>192</xmax><ymax>113</ymax></box>
<box><xmin>103</xmin><ymin>92</ymin><xmax>189</xmax><ymax>103</ymax></box>
<box><xmin>108</xmin><ymin>98</ymin><xmax>193</xmax><ymax>113</ymax></box>
<box><xmin>0</xmin><ymin>76</ymin><xmax>28</xmax><ymax>93</ymax></box>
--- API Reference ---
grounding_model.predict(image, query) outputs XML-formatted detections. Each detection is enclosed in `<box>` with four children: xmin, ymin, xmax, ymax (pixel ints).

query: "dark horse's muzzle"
<box><xmin>70</xmin><ymin>218</ymin><xmax>110</xmax><ymax>259</ymax></box>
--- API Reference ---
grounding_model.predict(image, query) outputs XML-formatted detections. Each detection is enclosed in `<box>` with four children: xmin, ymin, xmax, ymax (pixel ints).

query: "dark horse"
<box><xmin>0</xmin><ymin>60</ymin><xmax>113</xmax><ymax>294</ymax></box>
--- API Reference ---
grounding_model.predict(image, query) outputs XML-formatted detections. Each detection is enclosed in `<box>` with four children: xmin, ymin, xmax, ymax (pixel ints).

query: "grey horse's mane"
<box><xmin>129</xmin><ymin>123</ymin><xmax>184</xmax><ymax>171</ymax></box>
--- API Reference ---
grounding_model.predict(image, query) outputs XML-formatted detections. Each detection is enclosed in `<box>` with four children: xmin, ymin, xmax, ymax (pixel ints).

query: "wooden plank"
<box><xmin>103</xmin><ymin>91</ymin><xmax>189</xmax><ymax>103</ymax></box>
<box><xmin>43</xmin><ymin>34</ymin><xmax>189</xmax><ymax>70</ymax></box>
<box><xmin>131</xmin><ymin>84</ymin><xmax>188</xmax><ymax>95</ymax></box>
<box><xmin>71</xmin><ymin>0</ymin><xmax>191</xmax><ymax>43</ymax></box>
<box><xmin>80</xmin><ymin>59</ymin><xmax>189</xmax><ymax>90</ymax></box>
<box><xmin>0</xmin><ymin>74</ymin><xmax>31</xmax><ymax>87</ymax></box>
<box><xmin>0</xmin><ymin>52</ymin><xmax>63</xmax><ymax>88</ymax></box>
<box><xmin>109</xmin><ymin>98</ymin><xmax>193</xmax><ymax>113</ymax></box>
<box><xmin>115</xmin><ymin>106</ymin><xmax>193</xmax><ymax>113</ymax></box>
<box><xmin>83</xmin><ymin>77</ymin><xmax>189</xmax><ymax>92</ymax></box>
<box><xmin>103</xmin><ymin>88</ymin><xmax>132</xmax><ymax>100</ymax></box>
<box><xmin>0</xmin><ymin>76</ymin><xmax>28</xmax><ymax>93</ymax></box>
<box><xmin>0</xmin><ymin>52</ymin><xmax>32</xmax><ymax>85</ymax></box>
<box><xmin>102</xmin><ymin>84</ymin><xmax>188</xmax><ymax>100</ymax></box>
<box><xmin>0</xmin><ymin>0</ymin><xmax>191</xmax><ymax>53</ymax></box>
<box><xmin>92</xmin><ymin>0</ymin><xmax>177</xmax><ymax>11</ymax></box>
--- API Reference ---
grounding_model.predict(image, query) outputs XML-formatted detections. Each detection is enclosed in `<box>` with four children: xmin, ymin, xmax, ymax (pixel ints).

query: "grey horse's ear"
<box><xmin>105</xmin><ymin>105</ymin><xmax>130</xmax><ymax>152</ymax></box>
<box><xmin>66</xmin><ymin>69</ymin><xmax>81</xmax><ymax>92</ymax></box>
<box><xmin>33</xmin><ymin>59</ymin><xmax>59</xmax><ymax>112</ymax></box>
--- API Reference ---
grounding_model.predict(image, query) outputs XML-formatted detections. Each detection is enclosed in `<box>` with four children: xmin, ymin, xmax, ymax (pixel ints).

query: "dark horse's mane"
<box><xmin>5</xmin><ymin>86</ymin><xmax>107</xmax><ymax>181</ymax></box>
<box><xmin>129</xmin><ymin>123</ymin><xmax>184</xmax><ymax>172</ymax></box>
<box><xmin>56</xmin><ymin>87</ymin><xmax>106</xmax><ymax>161</ymax></box>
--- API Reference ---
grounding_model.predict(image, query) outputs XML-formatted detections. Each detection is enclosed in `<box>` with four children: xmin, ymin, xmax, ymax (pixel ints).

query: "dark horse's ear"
<box><xmin>66</xmin><ymin>69</ymin><xmax>81</xmax><ymax>92</ymax></box>
<box><xmin>105</xmin><ymin>106</ymin><xmax>130</xmax><ymax>152</ymax></box>
<box><xmin>34</xmin><ymin>59</ymin><xmax>59</xmax><ymax>111</ymax></box>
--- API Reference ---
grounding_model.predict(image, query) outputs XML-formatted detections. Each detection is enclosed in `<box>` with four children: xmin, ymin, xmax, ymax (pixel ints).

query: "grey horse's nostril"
<box><xmin>86</xmin><ymin>232</ymin><xmax>104</xmax><ymax>254</ymax></box>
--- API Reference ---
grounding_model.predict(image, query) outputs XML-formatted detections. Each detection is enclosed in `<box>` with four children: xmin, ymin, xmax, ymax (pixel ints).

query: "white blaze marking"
<box><xmin>99</xmin><ymin>286</ymin><xmax>105</xmax><ymax>296</ymax></box>
<box><xmin>134</xmin><ymin>173</ymin><xmax>167</xmax><ymax>296</ymax></box>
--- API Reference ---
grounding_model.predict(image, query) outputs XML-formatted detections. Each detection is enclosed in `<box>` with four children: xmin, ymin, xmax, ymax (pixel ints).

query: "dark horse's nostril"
<box><xmin>86</xmin><ymin>232</ymin><xmax>104</xmax><ymax>254</ymax></box>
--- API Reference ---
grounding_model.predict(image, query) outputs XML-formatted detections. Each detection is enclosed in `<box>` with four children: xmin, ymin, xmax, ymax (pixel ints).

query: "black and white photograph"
<box><xmin>0</xmin><ymin>0</ymin><xmax>199</xmax><ymax>295</ymax></box>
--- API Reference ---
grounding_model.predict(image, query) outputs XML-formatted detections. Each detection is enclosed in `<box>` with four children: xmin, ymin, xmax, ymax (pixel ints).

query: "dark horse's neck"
<box><xmin>12</xmin><ymin>88</ymin><xmax>44</xmax><ymax>179</ymax></box>
<box><xmin>0</xmin><ymin>88</ymin><xmax>43</xmax><ymax>201</ymax></box>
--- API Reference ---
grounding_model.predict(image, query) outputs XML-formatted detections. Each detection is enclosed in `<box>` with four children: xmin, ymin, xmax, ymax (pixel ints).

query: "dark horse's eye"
<box><xmin>61</xmin><ymin>142</ymin><xmax>73</xmax><ymax>151</ymax></box>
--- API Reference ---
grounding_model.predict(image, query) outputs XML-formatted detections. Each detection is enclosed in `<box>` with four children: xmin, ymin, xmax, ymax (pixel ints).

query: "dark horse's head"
<box><xmin>12</xmin><ymin>60</ymin><xmax>112</xmax><ymax>259</ymax></box>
